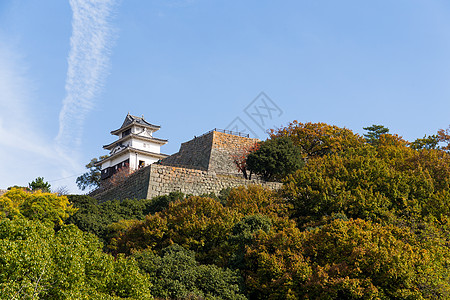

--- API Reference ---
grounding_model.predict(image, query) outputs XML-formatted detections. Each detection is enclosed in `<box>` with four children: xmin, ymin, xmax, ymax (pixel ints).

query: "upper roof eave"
<box><xmin>103</xmin><ymin>134</ymin><xmax>168</xmax><ymax>150</ymax></box>
<box><xmin>94</xmin><ymin>147</ymin><xmax>169</xmax><ymax>167</ymax></box>
<box><xmin>111</xmin><ymin>123</ymin><xmax>160</xmax><ymax>135</ymax></box>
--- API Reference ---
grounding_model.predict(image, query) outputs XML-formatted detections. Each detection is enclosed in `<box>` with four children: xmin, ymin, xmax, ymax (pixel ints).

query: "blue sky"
<box><xmin>1</xmin><ymin>0</ymin><xmax>450</xmax><ymax>192</ymax></box>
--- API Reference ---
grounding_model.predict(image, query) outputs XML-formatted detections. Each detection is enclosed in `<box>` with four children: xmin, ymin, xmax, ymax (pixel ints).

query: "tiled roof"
<box><xmin>121</xmin><ymin>113</ymin><xmax>160</xmax><ymax>129</ymax></box>
<box><xmin>111</xmin><ymin>113</ymin><xmax>162</xmax><ymax>135</ymax></box>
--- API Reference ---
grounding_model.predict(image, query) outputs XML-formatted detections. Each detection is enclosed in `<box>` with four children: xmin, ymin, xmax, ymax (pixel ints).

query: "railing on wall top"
<box><xmin>196</xmin><ymin>128</ymin><xmax>250</xmax><ymax>139</ymax></box>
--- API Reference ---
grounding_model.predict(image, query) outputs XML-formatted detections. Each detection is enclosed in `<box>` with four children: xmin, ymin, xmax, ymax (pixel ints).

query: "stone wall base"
<box><xmin>90</xmin><ymin>164</ymin><xmax>282</xmax><ymax>202</ymax></box>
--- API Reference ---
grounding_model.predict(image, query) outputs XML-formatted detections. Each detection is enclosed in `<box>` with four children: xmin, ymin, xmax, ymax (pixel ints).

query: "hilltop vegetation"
<box><xmin>1</xmin><ymin>122</ymin><xmax>450</xmax><ymax>299</ymax></box>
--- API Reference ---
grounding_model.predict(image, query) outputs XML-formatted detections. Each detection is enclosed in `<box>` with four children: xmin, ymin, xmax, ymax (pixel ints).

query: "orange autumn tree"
<box><xmin>409</xmin><ymin>125</ymin><xmax>450</xmax><ymax>151</ymax></box>
<box><xmin>437</xmin><ymin>125</ymin><xmax>450</xmax><ymax>151</ymax></box>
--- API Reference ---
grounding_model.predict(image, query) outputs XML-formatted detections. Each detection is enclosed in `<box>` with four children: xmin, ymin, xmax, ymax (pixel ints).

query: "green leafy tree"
<box><xmin>363</xmin><ymin>124</ymin><xmax>389</xmax><ymax>145</ymax></box>
<box><xmin>145</xmin><ymin>191</ymin><xmax>185</xmax><ymax>213</ymax></box>
<box><xmin>76</xmin><ymin>155</ymin><xmax>109</xmax><ymax>191</ymax></box>
<box><xmin>281</xmin><ymin>121</ymin><xmax>450</xmax><ymax>225</ymax></box>
<box><xmin>133</xmin><ymin>244</ymin><xmax>246</xmax><ymax>300</ymax></box>
<box><xmin>246</xmin><ymin>136</ymin><xmax>303</xmax><ymax>181</ymax></box>
<box><xmin>410</xmin><ymin>134</ymin><xmax>440</xmax><ymax>150</ymax></box>
<box><xmin>0</xmin><ymin>218</ymin><xmax>152</xmax><ymax>299</ymax></box>
<box><xmin>228</xmin><ymin>214</ymin><xmax>272</xmax><ymax>269</ymax></box>
<box><xmin>28</xmin><ymin>177</ymin><xmax>51</xmax><ymax>193</ymax></box>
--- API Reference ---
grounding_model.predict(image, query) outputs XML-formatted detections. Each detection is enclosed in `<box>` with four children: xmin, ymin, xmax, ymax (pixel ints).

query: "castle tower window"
<box><xmin>122</xmin><ymin>128</ymin><xmax>131</xmax><ymax>137</ymax></box>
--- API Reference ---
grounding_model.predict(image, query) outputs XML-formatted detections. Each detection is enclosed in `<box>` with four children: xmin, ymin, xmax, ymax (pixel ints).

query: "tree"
<box><xmin>225</xmin><ymin>185</ymin><xmax>291</xmax><ymax>219</ymax></box>
<box><xmin>0</xmin><ymin>188</ymin><xmax>77</xmax><ymax>226</ymax></box>
<box><xmin>28</xmin><ymin>177</ymin><xmax>51</xmax><ymax>193</ymax></box>
<box><xmin>231</xmin><ymin>142</ymin><xmax>259</xmax><ymax>180</ymax></box>
<box><xmin>108</xmin><ymin>196</ymin><xmax>242</xmax><ymax>266</ymax></box>
<box><xmin>53</xmin><ymin>185</ymin><xmax>69</xmax><ymax>196</ymax></box>
<box><xmin>408</xmin><ymin>125</ymin><xmax>450</xmax><ymax>152</ymax></box>
<box><xmin>410</xmin><ymin>134</ymin><xmax>439</xmax><ymax>150</ymax></box>
<box><xmin>363</xmin><ymin>124</ymin><xmax>389</xmax><ymax>145</ymax></box>
<box><xmin>437</xmin><ymin>125</ymin><xmax>450</xmax><ymax>151</ymax></box>
<box><xmin>133</xmin><ymin>244</ymin><xmax>246</xmax><ymax>300</ymax></box>
<box><xmin>246</xmin><ymin>136</ymin><xmax>303</xmax><ymax>181</ymax></box>
<box><xmin>76</xmin><ymin>155</ymin><xmax>108</xmax><ymax>191</ymax></box>
<box><xmin>103</xmin><ymin>163</ymin><xmax>133</xmax><ymax>189</ymax></box>
<box><xmin>270</xmin><ymin>121</ymin><xmax>365</xmax><ymax>159</ymax></box>
<box><xmin>283</xmin><ymin>131</ymin><xmax>450</xmax><ymax>225</ymax></box>
<box><xmin>0</xmin><ymin>218</ymin><xmax>152</xmax><ymax>299</ymax></box>
<box><xmin>242</xmin><ymin>218</ymin><xmax>450</xmax><ymax>299</ymax></box>
<box><xmin>66</xmin><ymin>193</ymin><xmax>184</xmax><ymax>244</ymax></box>
<box><xmin>228</xmin><ymin>214</ymin><xmax>272</xmax><ymax>270</ymax></box>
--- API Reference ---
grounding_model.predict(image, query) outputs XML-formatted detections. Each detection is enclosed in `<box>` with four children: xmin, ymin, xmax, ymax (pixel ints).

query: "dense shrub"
<box><xmin>133</xmin><ymin>244</ymin><xmax>246</xmax><ymax>300</ymax></box>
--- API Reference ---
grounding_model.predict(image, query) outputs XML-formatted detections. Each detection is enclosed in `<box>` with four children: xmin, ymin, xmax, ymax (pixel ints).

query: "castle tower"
<box><xmin>97</xmin><ymin>113</ymin><xmax>169</xmax><ymax>180</ymax></box>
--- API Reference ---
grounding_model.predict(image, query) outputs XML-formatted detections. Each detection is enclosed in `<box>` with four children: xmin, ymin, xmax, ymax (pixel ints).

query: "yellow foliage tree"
<box><xmin>0</xmin><ymin>188</ymin><xmax>77</xmax><ymax>226</ymax></box>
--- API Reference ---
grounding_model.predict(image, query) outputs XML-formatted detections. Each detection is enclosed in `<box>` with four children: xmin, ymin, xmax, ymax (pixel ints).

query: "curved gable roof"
<box><xmin>111</xmin><ymin>113</ymin><xmax>161</xmax><ymax>135</ymax></box>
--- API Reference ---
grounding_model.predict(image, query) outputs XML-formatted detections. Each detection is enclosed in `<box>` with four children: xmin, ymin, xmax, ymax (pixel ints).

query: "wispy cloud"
<box><xmin>0</xmin><ymin>0</ymin><xmax>118</xmax><ymax>192</ymax></box>
<box><xmin>56</xmin><ymin>0</ymin><xmax>117</xmax><ymax>153</ymax></box>
<box><xmin>0</xmin><ymin>42</ymin><xmax>81</xmax><ymax>191</ymax></box>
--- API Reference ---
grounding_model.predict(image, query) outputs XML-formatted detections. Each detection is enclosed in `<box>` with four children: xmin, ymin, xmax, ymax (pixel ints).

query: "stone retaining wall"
<box><xmin>91</xmin><ymin>164</ymin><xmax>282</xmax><ymax>202</ymax></box>
<box><xmin>161</xmin><ymin>131</ymin><xmax>214</xmax><ymax>171</ymax></box>
<box><xmin>89</xmin><ymin>166</ymin><xmax>151</xmax><ymax>202</ymax></box>
<box><xmin>208</xmin><ymin>131</ymin><xmax>259</xmax><ymax>175</ymax></box>
<box><xmin>147</xmin><ymin>164</ymin><xmax>281</xmax><ymax>198</ymax></box>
